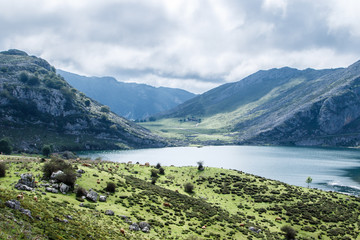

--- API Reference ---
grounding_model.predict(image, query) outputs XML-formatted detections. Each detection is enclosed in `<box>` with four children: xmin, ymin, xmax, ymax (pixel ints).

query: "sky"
<box><xmin>1</xmin><ymin>0</ymin><xmax>360</xmax><ymax>94</ymax></box>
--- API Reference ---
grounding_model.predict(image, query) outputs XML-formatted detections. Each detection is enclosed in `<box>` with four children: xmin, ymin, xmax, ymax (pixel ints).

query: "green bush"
<box><xmin>159</xmin><ymin>167</ymin><xmax>165</xmax><ymax>175</ymax></box>
<box><xmin>105</xmin><ymin>182</ymin><xmax>116</xmax><ymax>193</ymax></box>
<box><xmin>27</xmin><ymin>75</ymin><xmax>40</xmax><ymax>85</ymax></box>
<box><xmin>0</xmin><ymin>162</ymin><xmax>7</xmax><ymax>177</ymax></box>
<box><xmin>155</xmin><ymin>163</ymin><xmax>161</xmax><ymax>169</ymax></box>
<box><xmin>184</xmin><ymin>183</ymin><xmax>194</xmax><ymax>193</ymax></box>
<box><xmin>85</xmin><ymin>99</ymin><xmax>91</xmax><ymax>107</ymax></box>
<box><xmin>281</xmin><ymin>225</ymin><xmax>296</xmax><ymax>240</ymax></box>
<box><xmin>42</xmin><ymin>158</ymin><xmax>74</xmax><ymax>180</ymax></box>
<box><xmin>75</xmin><ymin>187</ymin><xmax>87</xmax><ymax>197</ymax></box>
<box><xmin>197</xmin><ymin>161</ymin><xmax>204</xmax><ymax>171</ymax></box>
<box><xmin>55</xmin><ymin>168</ymin><xmax>77</xmax><ymax>187</ymax></box>
<box><xmin>151</xmin><ymin>169</ymin><xmax>159</xmax><ymax>178</ymax></box>
<box><xmin>0</xmin><ymin>138</ymin><xmax>12</xmax><ymax>155</ymax></box>
<box><xmin>19</xmin><ymin>72</ymin><xmax>28</xmax><ymax>83</ymax></box>
<box><xmin>100</xmin><ymin>106</ymin><xmax>110</xmax><ymax>113</ymax></box>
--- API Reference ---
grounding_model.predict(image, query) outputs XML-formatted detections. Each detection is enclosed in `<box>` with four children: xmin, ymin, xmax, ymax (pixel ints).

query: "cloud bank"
<box><xmin>1</xmin><ymin>0</ymin><xmax>360</xmax><ymax>93</ymax></box>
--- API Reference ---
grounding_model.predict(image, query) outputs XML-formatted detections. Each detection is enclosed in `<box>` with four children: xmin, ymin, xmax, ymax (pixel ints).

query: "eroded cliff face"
<box><xmin>0</xmin><ymin>50</ymin><xmax>166</xmax><ymax>152</ymax></box>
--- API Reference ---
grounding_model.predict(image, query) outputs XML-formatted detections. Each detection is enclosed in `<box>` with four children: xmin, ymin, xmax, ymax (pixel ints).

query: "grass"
<box><xmin>1</xmin><ymin>155</ymin><xmax>360</xmax><ymax>239</ymax></box>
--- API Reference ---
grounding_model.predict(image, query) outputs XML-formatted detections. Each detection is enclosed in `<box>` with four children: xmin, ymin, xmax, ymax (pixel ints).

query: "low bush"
<box><xmin>281</xmin><ymin>225</ymin><xmax>296</xmax><ymax>240</ymax></box>
<box><xmin>159</xmin><ymin>167</ymin><xmax>165</xmax><ymax>175</ymax></box>
<box><xmin>105</xmin><ymin>182</ymin><xmax>116</xmax><ymax>193</ymax></box>
<box><xmin>197</xmin><ymin>161</ymin><xmax>204</xmax><ymax>171</ymax></box>
<box><xmin>155</xmin><ymin>163</ymin><xmax>161</xmax><ymax>169</ymax></box>
<box><xmin>0</xmin><ymin>162</ymin><xmax>7</xmax><ymax>177</ymax></box>
<box><xmin>42</xmin><ymin>145</ymin><xmax>52</xmax><ymax>157</ymax></box>
<box><xmin>43</xmin><ymin>158</ymin><xmax>76</xmax><ymax>187</ymax></box>
<box><xmin>55</xmin><ymin>168</ymin><xmax>77</xmax><ymax>187</ymax></box>
<box><xmin>76</xmin><ymin>187</ymin><xmax>87</xmax><ymax>197</ymax></box>
<box><xmin>151</xmin><ymin>169</ymin><xmax>159</xmax><ymax>178</ymax></box>
<box><xmin>184</xmin><ymin>183</ymin><xmax>194</xmax><ymax>193</ymax></box>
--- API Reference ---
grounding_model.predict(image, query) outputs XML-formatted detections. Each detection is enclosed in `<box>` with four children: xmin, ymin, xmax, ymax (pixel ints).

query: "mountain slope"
<box><xmin>57</xmin><ymin>70</ymin><xmax>195</xmax><ymax>120</ymax></box>
<box><xmin>160</xmin><ymin>61</ymin><xmax>360</xmax><ymax>146</ymax></box>
<box><xmin>0</xmin><ymin>49</ymin><xmax>166</xmax><ymax>152</ymax></box>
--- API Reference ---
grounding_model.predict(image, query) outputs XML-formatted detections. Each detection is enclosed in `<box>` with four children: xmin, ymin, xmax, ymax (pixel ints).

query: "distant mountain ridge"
<box><xmin>160</xmin><ymin>60</ymin><xmax>360</xmax><ymax>147</ymax></box>
<box><xmin>0</xmin><ymin>49</ymin><xmax>166</xmax><ymax>152</ymax></box>
<box><xmin>57</xmin><ymin>70</ymin><xmax>196</xmax><ymax>120</ymax></box>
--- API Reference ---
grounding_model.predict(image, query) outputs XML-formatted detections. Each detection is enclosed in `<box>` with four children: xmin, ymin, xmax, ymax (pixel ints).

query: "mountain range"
<box><xmin>0</xmin><ymin>49</ymin><xmax>166</xmax><ymax>152</ymax></box>
<box><xmin>57</xmin><ymin>70</ymin><xmax>195</xmax><ymax>120</ymax></box>
<box><xmin>160</xmin><ymin>60</ymin><xmax>360</xmax><ymax>147</ymax></box>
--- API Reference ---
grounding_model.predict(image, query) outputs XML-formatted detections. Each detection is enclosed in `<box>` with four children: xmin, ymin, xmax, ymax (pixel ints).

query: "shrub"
<box><xmin>151</xmin><ymin>169</ymin><xmax>159</xmax><ymax>178</ymax></box>
<box><xmin>42</xmin><ymin>145</ymin><xmax>52</xmax><ymax>157</ymax></box>
<box><xmin>55</xmin><ymin>168</ymin><xmax>77</xmax><ymax>187</ymax></box>
<box><xmin>27</xmin><ymin>75</ymin><xmax>40</xmax><ymax>85</ymax></box>
<box><xmin>184</xmin><ymin>183</ymin><xmax>194</xmax><ymax>193</ymax></box>
<box><xmin>76</xmin><ymin>187</ymin><xmax>87</xmax><ymax>197</ymax></box>
<box><xmin>105</xmin><ymin>182</ymin><xmax>116</xmax><ymax>193</ymax></box>
<box><xmin>0</xmin><ymin>162</ymin><xmax>7</xmax><ymax>177</ymax></box>
<box><xmin>19</xmin><ymin>72</ymin><xmax>28</xmax><ymax>83</ymax></box>
<box><xmin>155</xmin><ymin>163</ymin><xmax>161</xmax><ymax>169</ymax></box>
<box><xmin>42</xmin><ymin>158</ymin><xmax>74</xmax><ymax>179</ymax></box>
<box><xmin>100</xmin><ymin>106</ymin><xmax>110</xmax><ymax>113</ymax></box>
<box><xmin>0</xmin><ymin>138</ymin><xmax>12</xmax><ymax>155</ymax></box>
<box><xmin>281</xmin><ymin>225</ymin><xmax>296</xmax><ymax>240</ymax></box>
<box><xmin>151</xmin><ymin>177</ymin><xmax>158</xmax><ymax>185</ymax></box>
<box><xmin>159</xmin><ymin>167</ymin><xmax>165</xmax><ymax>175</ymax></box>
<box><xmin>84</xmin><ymin>99</ymin><xmax>91</xmax><ymax>106</ymax></box>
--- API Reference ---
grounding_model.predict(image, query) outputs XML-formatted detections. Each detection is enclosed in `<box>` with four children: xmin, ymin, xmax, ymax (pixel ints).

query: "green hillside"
<box><xmin>0</xmin><ymin>49</ymin><xmax>166</xmax><ymax>153</ymax></box>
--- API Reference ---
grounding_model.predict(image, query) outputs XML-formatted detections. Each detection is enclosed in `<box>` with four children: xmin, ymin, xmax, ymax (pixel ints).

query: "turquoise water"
<box><xmin>78</xmin><ymin>145</ymin><xmax>360</xmax><ymax>196</ymax></box>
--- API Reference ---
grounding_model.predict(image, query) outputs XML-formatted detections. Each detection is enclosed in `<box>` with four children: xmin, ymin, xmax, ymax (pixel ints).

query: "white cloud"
<box><xmin>1</xmin><ymin>0</ymin><xmax>360</xmax><ymax>93</ymax></box>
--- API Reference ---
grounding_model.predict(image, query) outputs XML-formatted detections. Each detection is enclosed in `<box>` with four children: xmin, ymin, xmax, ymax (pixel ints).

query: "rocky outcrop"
<box><xmin>86</xmin><ymin>189</ymin><xmax>98</xmax><ymax>202</ymax></box>
<box><xmin>59</xmin><ymin>183</ymin><xmax>70</xmax><ymax>194</ymax></box>
<box><xmin>5</xmin><ymin>199</ymin><xmax>32</xmax><ymax>218</ymax></box>
<box><xmin>15</xmin><ymin>173</ymin><xmax>35</xmax><ymax>191</ymax></box>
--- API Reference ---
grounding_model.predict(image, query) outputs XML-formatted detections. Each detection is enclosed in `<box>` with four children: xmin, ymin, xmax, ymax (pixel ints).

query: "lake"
<box><xmin>78</xmin><ymin>145</ymin><xmax>360</xmax><ymax>196</ymax></box>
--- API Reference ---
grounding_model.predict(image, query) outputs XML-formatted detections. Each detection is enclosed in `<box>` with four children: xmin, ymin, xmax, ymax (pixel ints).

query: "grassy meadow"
<box><xmin>0</xmin><ymin>154</ymin><xmax>360</xmax><ymax>239</ymax></box>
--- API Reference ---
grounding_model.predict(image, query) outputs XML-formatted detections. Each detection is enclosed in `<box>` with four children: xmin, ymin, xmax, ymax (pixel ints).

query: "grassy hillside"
<box><xmin>1</xmin><ymin>155</ymin><xmax>359</xmax><ymax>239</ymax></box>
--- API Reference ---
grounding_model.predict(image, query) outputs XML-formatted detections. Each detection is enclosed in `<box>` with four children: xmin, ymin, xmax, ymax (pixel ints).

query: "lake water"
<box><xmin>78</xmin><ymin>145</ymin><xmax>360</xmax><ymax>196</ymax></box>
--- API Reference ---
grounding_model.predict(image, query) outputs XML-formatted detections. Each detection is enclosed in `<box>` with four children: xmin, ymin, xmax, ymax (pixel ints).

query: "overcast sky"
<box><xmin>1</xmin><ymin>0</ymin><xmax>360</xmax><ymax>93</ymax></box>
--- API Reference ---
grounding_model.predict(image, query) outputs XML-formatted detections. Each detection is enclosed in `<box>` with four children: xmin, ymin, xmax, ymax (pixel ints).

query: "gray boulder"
<box><xmin>5</xmin><ymin>200</ymin><xmax>21</xmax><ymax>210</ymax></box>
<box><xmin>45</xmin><ymin>187</ymin><xmax>58</xmax><ymax>193</ymax></box>
<box><xmin>99</xmin><ymin>195</ymin><xmax>107</xmax><ymax>202</ymax></box>
<box><xmin>51</xmin><ymin>170</ymin><xmax>64</xmax><ymax>179</ymax></box>
<box><xmin>77</xmin><ymin>169</ymin><xmax>85</xmax><ymax>174</ymax></box>
<box><xmin>15</xmin><ymin>183</ymin><xmax>33</xmax><ymax>191</ymax></box>
<box><xmin>86</xmin><ymin>189</ymin><xmax>98</xmax><ymax>202</ymax></box>
<box><xmin>105</xmin><ymin>210</ymin><xmax>114</xmax><ymax>216</ymax></box>
<box><xmin>15</xmin><ymin>173</ymin><xmax>35</xmax><ymax>191</ymax></box>
<box><xmin>129</xmin><ymin>223</ymin><xmax>140</xmax><ymax>231</ymax></box>
<box><xmin>51</xmin><ymin>183</ymin><xmax>59</xmax><ymax>189</ymax></box>
<box><xmin>142</xmin><ymin>226</ymin><xmax>150</xmax><ymax>233</ymax></box>
<box><xmin>139</xmin><ymin>222</ymin><xmax>151</xmax><ymax>232</ymax></box>
<box><xmin>59</xmin><ymin>183</ymin><xmax>70</xmax><ymax>194</ymax></box>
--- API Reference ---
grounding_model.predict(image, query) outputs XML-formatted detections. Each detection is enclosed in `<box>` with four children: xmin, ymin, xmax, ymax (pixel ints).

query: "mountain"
<box><xmin>160</xmin><ymin>61</ymin><xmax>360</xmax><ymax>147</ymax></box>
<box><xmin>57</xmin><ymin>70</ymin><xmax>196</xmax><ymax>120</ymax></box>
<box><xmin>0</xmin><ymin>49</ymin><xmax>166</xmax><ymax>152</ymax></box>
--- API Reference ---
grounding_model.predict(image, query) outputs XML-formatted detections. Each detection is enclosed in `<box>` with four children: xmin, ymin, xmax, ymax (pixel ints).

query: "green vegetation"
<box><xmin>0</xmin><ymin>138</ymin><xmax>12</xmax><ymax>154</ymax></box>
<box><xmin>306</xmin><ymin>176</ymin><xmax>313</xmax><ymax>188</ymax></box>
<box><xmin>0</xmin><ymin>155</ymin><xmax>360</xmax><ymax>239</ymax></box>
<box><xmin>0</xmin><ymin>162</ymin><xmax>6</xmax><ymax>177</ymax></box>
<box><xmin>42</xmin><ymin>145</ymin><xmax>52</xmax><ymax>157</ymax></box>
<box><xmin>184</xmin><ymin>182</ymin><xmax>194</xmax><ymax>193</ymax></box>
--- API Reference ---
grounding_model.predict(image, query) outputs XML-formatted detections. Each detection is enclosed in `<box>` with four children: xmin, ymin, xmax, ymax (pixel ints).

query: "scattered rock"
<box><xmin>14</xmin><ymin>173</ymin><xmax>35</xmax><ymax>191</ymax></box>
<box><xmin>139</xmin><ymin>221</ymin><xmax>151</xmax><ymax>230</ymax></box>
<box><xmin>51</xmin><ymin>183</ymin><xmax>59</xmax><ymax>189</ymax></box>
<box><xmin>86</xmin><ymin>189</ymin><xmax>98</xmax><ymax>202</ymax></box>
<box><xmin>41</xmin><ymin>183</ymin><xmax>50</xmax><ymax>187</ymax></box>
<box><xmin>105</xmin><ymin>210</ymin><xmax>114</xmax><ymax>216</ymax></box>
<box><xmin>65</xmin><ymin>215</ymin><xmax>73</xmax><ymax>220</ymax></box>
<box><xmin>5</xmin><ymin>200</ymin><xmax>32</xmax><ymax>218</ymax></box>
<box><xmin>51</xmin><ymin>170</ymin><xmax>64</xmax><ymax>179</ymax></box>
<box><xmin>99</xmin><ymin>195</ymin><xmax>107</xmax><ymax>202</ymax></box>
<box><xmin>45</xmin><ymin>187</ymin><xmax>58</xmax><ymax>193</ymax></box>
<box><xmin>77</xmin><ymin>169</ymin><xmax>85</xmax><ymax>174</ymax></box>
<box><xmin>249</xmin><ymin>226</ymin><xmax>261</xmax><ymax>233</ymax></box>
<box><xmin>59</xmin><ymin>183</ymin><xmax>70</xmax><ymax>194</ymax></box>
<box><xmin>129</xmin><ymin>223</ymin><xmax>140</xmax><ymax>231</ymax></box>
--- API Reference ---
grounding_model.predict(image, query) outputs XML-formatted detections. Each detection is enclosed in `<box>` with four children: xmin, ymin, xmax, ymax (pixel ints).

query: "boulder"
<box><xmin>51</xmin><ymin>183</ymin><xmax>59</xmax><ymax>189</ymax></box>
<box><xmin>45</xmin><ymin>187</ymin><xmax>58</xmax><ymax>193</ymax></box>
<box><xmin>5</xmin><ymin>200</ymin><xmax>21</xmax><ymax>210</ymax></box>
<box><xmin>14</xmin><ymin>173</ymin><xmax>35</xmax><ymax>191</ymax></box>
<box><xmin>139</xmin><ymin>222</ymin><xmax>151</xmax><ymax>232</ymax></box>
<box><xmin>14</xmin><ymin>183</ymin><xmax>33</xmax><ymax>191</ymax></box>
<box><xmin>51</xmin><ymin>170</ymin><xmax>64</xmax><ymax>179</ymax></box>
<box><xmin>99</xmin><ymin>195</ymin><xmax>107</xmax><ymax>202</ymax></box>
<box><xmin>105</xmin><ymin>210</ymin><xmax>114</xmax><ymax>216</ymax></box>
<box><xmin>86</xmin><ymin>189</ymin><xmax>98</xmax><ymax>202</ymax></box>
<box><xmin>59</xmin><ymin>183</ymin><xmax>70</xmax><ymax>194</ymax></box>
<box><xmin>129</xmin><ymin>223</ymin><xmax>140</xmax><ymax>231</ymax></box>
<box><xmin>77</xmin><ymin>169</ymin><xmax>85</xmax><ymax>174</ymax></box>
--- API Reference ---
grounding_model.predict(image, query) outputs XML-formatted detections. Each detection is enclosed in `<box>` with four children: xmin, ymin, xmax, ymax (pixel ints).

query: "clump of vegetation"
<box><xmin>197</xmin><ymin>161</ymin><xmax>204</xmax><ymax>171</ymax></box>
<box><xmin>0</xmin><ymin>162</ymin><xmax>7</xmax><ymax>177</ymax></box>
<box><xmin>0</xmin><ymin>138</ymin><xmax>12</xmax><ymax>154</ymax></box>
<box><xmin>159</xmin><ymin>167</ymin><xmax>165</xmax><ymax>175</ymax></box>
<box><xmin>42</xmin><ymin>145</ymin><xmax>52</xmax><ymax>157</ymax></box>
<box><xmin>42</xmin><ymin>158</ymin><xmax>76</xmax><ymax>187</ymax></box>
<box><xmin>155</xmin><ymin>163</ymin><xmax>161</xmax><ymax>169</ymax></box>
<box><xmin>75</xmin><ymin>187</ymin><xmax>87</xmax><ymax>197</ymax></box>
<box><xmin>27</xmin><ymin>75</ymin><xmax>40</xmax><ymax>85</ymax></box>
<box><xmin>100</xmin><ymin>106</ymin><xmax>110</xmax><ymax>113</ymax></box>
<box><xmin>19</xmin><ymin>72</ymin><xmax>29</xmax><ymax>83</ymax></box>
<box><xmin>151</xmin><ymin>169</ymin><xmax>159</xmax><ymax>178</ymax></box>
<box><xmin>84</xmin><ymin>99</ymin><xmax>91</xmax><ymax>107</ymax></box>
<box><xmin>306</xmin><ymin>176</ymin><xmax>312</xmax><ymax>188</ymax></box>
<box><xmin>184</xmin><ymin>182</ymin><xmax>194</xmax><ymax>193</ymax></box>
<box><xmin>105</xmin><ymin>182</ymin><xmax>116</xmax><ymax>193</ymax></box>
<box><xmin>281</xmin><ymin>225</ymin><xmax>296</xmax><ymax>240</ymax></box>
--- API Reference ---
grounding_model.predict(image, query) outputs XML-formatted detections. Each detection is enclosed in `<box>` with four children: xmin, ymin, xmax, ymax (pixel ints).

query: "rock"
<box><xmin>249</xmin><ymin>226</ymin><xmax>261</xmax><ymax>233</ymax></box>
<box><xmin>59</xmin><ymin>183</ymin><xmax>70</xmax><ymax>194</ymax></box>
<box><xmin>65</xmin><ymin>215</ymin><xmax>73</xmax><ymax>220</ymax></box>
<box><xmin>41</xmin><ymin>183</ymin><xmax>50</xmax><ymax>187</ymax></box>
<box><xmin>129</xmin><ymin>223</ymin><xmax>140</xmax><ymax>231</ymax></box>
<box><xmin>51</xmin><ymin>170</ymin><xmax>64</xmax><ymax>179</ymax></box>
<box><xmin>14</xmin><ymin>183</ymin><xmax>33</xmax><ymax>191</ymax></box>
<box><xmin>77</xmin><ymin>169</ymin><xmax>85</xmax><ymax>174</ymax></box>
<box><xmin>45</xmin><ymin>187</ymin><xmax>58</xmax><ymax>193</ymax></box>
<box><xmin>99</xmin><ymin>196</ymin><xmax>107</xmax><ymax>202</ymax></box>
<box><xmin>51</xmin><ymin>183</ymin><xmax>59</xmax><ymax>189</ymax></box>
<box><xmin>86</xmin><ymin>189</ymin><xmax>98</xmax><ymax>202</ymax></box>
<box><xmin>142</xmin><ymin>226</ymin><xmax>150</xmax><ymax>233</ymax></box>
<box><xmin>42</xmin><ymin>192</ymin><xmax>46</xmax><ymax>195</ymax></box>
<box><xmin>5</xmin><ymin>200</ymin><xmax>21</xmax><ymax>210</ymax></box>
<box><xmin>139</xmin><ymin>221</ymin><xmax>151</xmax><ymax>231</ymax></box>
<box><xmin>20</xmin><ymin>208</ymin><xmax>32</xmax><ymax>218</ymax></box>
<box><xmin>105</xmin><ymin>210</ymin><xmax>114</xmax><ymax>216</ymax></box>
<box><xmin>15</xmin><ymin>173</ymin><xmax>35</xmax><ymax>191</ymax></box>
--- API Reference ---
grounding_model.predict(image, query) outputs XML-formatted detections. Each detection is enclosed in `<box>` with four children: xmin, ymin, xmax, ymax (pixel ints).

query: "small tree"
<box><xmin>306</xmin><ymin>176</ymin><xmax>313</xmax><ymax>188</ymax></box>
<box><xmin>19</xmin><ymin>72</ymin><xmax>28</xmax><ymax>83</ymax></box>
<box><xmin>151</xmin><ymin>169</ymin><xmax>159</xmax><ymax>178</ymax></box>
<box><xmin>155</xmin><ymin>163</ymin><xmax>161</xmax><ymax>169</ymax></box>
<box><xmin>0</xmin><ymin>138</ymin><xmax>12</xmax><ymax>155</ymax></box>
<box><xmin>197</xmin><ymin>161</ymin><xmax>204</xmax><ymax>171</ymax></box>
<box><xmin>281</xmin><ymin>225</ymin><xmax>296</xmax><ymax>240</ymax></box>
<box><xmin>42</xmin><ymin>145</ymin><xmax>52</xmax><ymax>157</ymax></box>
<box><xmin>159</xmin><ymin>167</ymin><xmax>165</xmax><ymax>175</ymax></box>
<box><xmin>184</xmin><ymin>183</ymin><xmax>194</xmax><ymax>193</ymax></box>
<box><xmin>76</xmin><ymin>187</ymin><xmax>87</xmax><ymax>197</ymax></box>
<box><xmin>0</xmin><ymin>162</ymin><xmax>7</xmax><ymax>177</ymax></box>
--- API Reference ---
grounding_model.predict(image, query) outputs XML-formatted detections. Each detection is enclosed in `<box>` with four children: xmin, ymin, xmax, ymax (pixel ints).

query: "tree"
<box><xmin>0</xmin><ymin>162</ymin><xmax>7</xmax><ymax>177</ymax></box>
<box><xmin>105</xmin><ymin>182</ymin><xmax>116</xmax><ymax>193</ymax></box>
<box><xmin>42</xmin><ymin>145</ymin><xmax>52</xmax><ymax>157</ymax></box>
<box><xmin>197</xmin><ymin>161</ymin><xmax>204</xmax><ymax>171</ymax></box>
<box><xmin>306</xmin><ymin>176</ymin><xmax>313</xmax><ymax>188</ymax></box>
<box><xmin>0</xmin><ymin>138</ymin><xmax>12</xmax><ymax>155</ymax></box>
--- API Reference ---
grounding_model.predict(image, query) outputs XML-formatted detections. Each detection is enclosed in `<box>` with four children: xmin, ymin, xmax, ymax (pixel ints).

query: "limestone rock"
<box><xmin>86</xmin><ymin>189</ymin><xmax>98</xmax><ymax>202</ymax></box>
